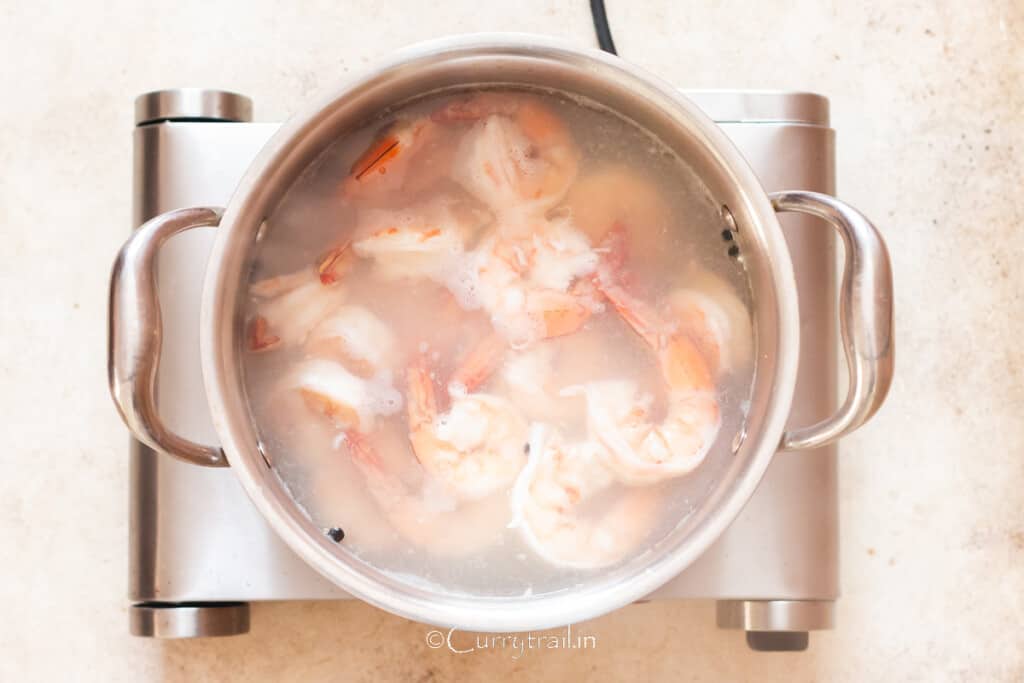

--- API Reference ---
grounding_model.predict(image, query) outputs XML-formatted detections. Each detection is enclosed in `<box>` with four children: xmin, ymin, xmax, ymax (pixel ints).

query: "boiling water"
<box><xmin>242</xmin><ymin>87</ymin><xmax>756</xmax><ymax>597</ymax></box>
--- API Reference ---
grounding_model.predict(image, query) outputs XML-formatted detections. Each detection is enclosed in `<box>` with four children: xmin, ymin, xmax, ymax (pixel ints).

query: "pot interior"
<box><xmin>203</xmin><ymin>36</ymin><xmax>798</xmax><ymax>631</ymax></box>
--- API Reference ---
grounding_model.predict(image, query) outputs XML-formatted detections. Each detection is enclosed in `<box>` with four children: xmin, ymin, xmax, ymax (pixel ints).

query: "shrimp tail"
<box><xmin>317</xmin><ymin>241</ymin><xmax>354</xmax><ymax>285</ymax></box>
<box><xmin>595</xmin><ymin>279</ymin><xmax>665</xmax><ymax>352</ymax></box>
<box><xmin>350</xmin><ymin>124</ymin><xmax>405</xmax><ymax>180</ymax></box>
<box><xmin>345</xmin><ymin>430</ymin><xmax>409</xmax><ymax>507</ymax></box>
<box><xmin>340</xmin><ymin>118</ymin><xmax>435</xmax><ymax>199</ymax></box>
<box><xmin>406</xmin><ymin>359</ymin><xmax>438</xmax><ymax>432</ymax></box>
<box><xmin>345</xmin><ymin>430</ymin><xmax>380</xmax><ymax>467</ymax></box>
<box><xmin>592</xmin><ymin>223</ymin><xmax>667</xmax><ymax>350</ymax></box>
<box><xmin>449</xmin><ymin>332</ymin><xmax>507</xmax><ymax>395</ymax></box>
<box><xmin>247</xmin><ymin>315</ymin><xmax>281</xmax><ymax>352</ymax></box>
<box><xmin>598</xmin><ymin>272</ymin><xmax>715</xmax><ymax>392</ymax></box>
<box><xmin>540</xmin><ymin>299</ymin><xmax>591</xmax><ymax>338</ymax></box>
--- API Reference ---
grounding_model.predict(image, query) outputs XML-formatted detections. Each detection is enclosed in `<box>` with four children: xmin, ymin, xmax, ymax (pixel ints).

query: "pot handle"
<box><xmin>771</xmin><ymin>191</ymin><xmax>894</xmax><ymax>451</ymax></box>
<box><xmin>108</xmin><ymin>207</ymin><xmax>229</xmax><ymax>467</ymax></box>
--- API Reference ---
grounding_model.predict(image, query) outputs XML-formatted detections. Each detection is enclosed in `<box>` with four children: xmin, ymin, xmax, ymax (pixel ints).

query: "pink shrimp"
<box><xmin>572</xmin><ymin>230</ymin><xmax>724</xmax><ymax>485</ymax></box>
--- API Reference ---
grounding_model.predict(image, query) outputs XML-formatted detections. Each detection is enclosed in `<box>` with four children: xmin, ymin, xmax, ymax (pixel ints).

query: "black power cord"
<box><xmin>589</xmin><ymin>0</ymin><xmax>618</xmax><ymax>55</ymax></box>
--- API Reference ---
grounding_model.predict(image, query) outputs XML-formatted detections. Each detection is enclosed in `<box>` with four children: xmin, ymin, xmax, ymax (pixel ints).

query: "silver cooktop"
<box><xmin>127</xmin><ymin>88</ymin><xmax>839</xmax><ymax>651</ymax></box>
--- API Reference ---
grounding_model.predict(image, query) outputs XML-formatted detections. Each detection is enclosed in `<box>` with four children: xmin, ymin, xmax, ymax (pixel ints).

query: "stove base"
<box><xmin>129</xmin><ymin>603</ymin><xmax>250</xmax><ymax>638</ymax></box>
<box><xmin>128</xmin><ymin>599</ymin><xmax>835</xmax><ymax>651</ymax></box>
<box><xmin>717</xmin><ymin>599</ymin><xmax>835</xmax><ymax>651</ymax></box>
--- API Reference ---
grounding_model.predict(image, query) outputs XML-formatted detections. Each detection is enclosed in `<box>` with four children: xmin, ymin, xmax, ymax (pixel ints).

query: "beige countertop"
<box><xmin>2</xmin><ymin>1</ymin><xmax>1022</xmax><ymax>680</ymax></box>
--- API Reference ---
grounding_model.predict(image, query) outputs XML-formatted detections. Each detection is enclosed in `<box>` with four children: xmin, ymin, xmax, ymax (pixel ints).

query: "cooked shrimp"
<box><xmin>496</xmin><ymin>343</ymin><xmax>567</xmax><ymax>422</ymax></box>
<box><xmin>257</xmin><ymin>358</ymin><xmax>400</xmax><ymax>473</ymax></box>
<box><xmin>580</xmin><ymin>247</ymin><xmax>723</xmax><ymax>485</ymax></box>
<box><xmin>510</xmin><ymin>425</ymin><xmax>660</xmax><ymax>569</ymax></box>
<box><xmin>248</xmin><ymin>280</ymin><xmax>339</xmax><ymax>351</ymax></box>
<box><xmin>246</xmin><ymin>242</ymin><xmax>355</xmax><ymax>350</ymax></box>
<box><xmin>346</xmin><ymin>432</ymin><xmax>509</xmax><ymax>557</ymax></box>
<box><xmin>435</xmin><ymin>93</ymin><xmax>580</xmax><ymax>217</ymax></box>
<box><xmin>279</xmin><ymin>420</ymin><xmax>401</xmax><ymax>553</ymax></box>
<box><xmin>561</xmin><ymin>163</ymin><xmax>671</xmax><ymax>265</ymax></box>
<box><xmin>447</xmin><ymin>331</ymin><xmax>508</xmax><ymax>395</ymax></box>
<box><xmin>406</xmin><ymin>358</ymin><xmax>528</xmax><ymax>501</ymax></box>
<box><xmin>250</xmin><ymin>274</ymin><xmax>346</xmax><ymax>348</ymax></box>
<box><xmin>340</xmin><ymin>117</ymin><xmax>440</xmax><ymax>201</ymax></box>
<box><xmin>257</xmin><ymin>381</ymin><xmax>396</xmax><ymax>553</ymax></box>
<box><xmin>289</xmin><ymin>358</ymin><xmax>402</xmax><ymax>433</ymax></box>
<box><xmin>352</xmin><ymin>197</ymin><xmax>485</xmax><ymax>282</ymax></box>
<box><xmin>249</xmin><ymin>268</ymin><xmax>318</xmax><ymax>299</ymax></box>
<box><xmin>496</xmin><ymin>325</ymin><xmax>630</xmax><ymax>424</ymax></box>
<box><xmin>574</xmin><ymin>380</ymin><xmax>720</xmax><ymax>486</ymax></box>
<box><xmin>407</xmin><ymin>288</ymin><xmax>496</xmax><ymax>372</ymax></box>
<box><xmin>469</xmin><ymin>216</ymin><xmax>600</xmax><ymax>347</ymax></box>
<box><xmin>669</xmin><ymin>269</ymin><xmax>753</xmax><ymax>374</ymax></box>
<box><xmin>306</xmin><ymin>305</ymin><xmax>398</xmax><ymax>379</ymax></box>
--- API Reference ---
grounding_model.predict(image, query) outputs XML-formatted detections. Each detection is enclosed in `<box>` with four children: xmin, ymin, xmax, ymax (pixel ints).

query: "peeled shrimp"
<box><xmin>579</xmin><ymin>245</ymin><xmax>723</xmax><ymax>485</ymax></box>
<box><xmin>352</xmin><ymin>198</ymin><xmax>485</xmax><ymax>282</ymax></box>
<box><xmin>250</xmin><ymin>275</ymin><xmax>345</xmax><ymax>348</ymax></box>
<box><xmin>574</xmin><ymin>380</ymin><xmax>720</xmax><ymax>486</ymax></box>
<box><xmin>247</xmin><ymin>243</ymin><xmax>354</xmax><ymax>350</ymax></box>
<box><xmin>496</xmin><ymin>343</ymin><xmax>569</xmax><ymax>422</ymax></box>
<box><xmin>668</xmin><ymin>270</ymin><xmax>753</xmax><ymax>375</ymax></box>
<box><xmin>303</xmin><ymin>435</ymin><xmax>401</xmax><ymax>553</ymax></box>
<box><xmin>346</xmin><ymin>430</ymin><xmax>509</xmax><ymax>557</ymax></box>
<box><xmin>251</xmin><ymin>374</ymin><xmax>397</xmax><ymax>555</ymax></box>
<box><xmin>306</xmin><ymin>305</ymin><xmax>398</xmax><ymax>379</ymax></box>
<box><xmin>406</xmin><ymin>358</ymin><xmax>528</xmax><ymax>501</ymax></box>
<box><xmin>561</xmin><ymin>163</ymin><xmax>671</xmax><ymax>265</ymax></box>
<box><xmin>469</xmin><ymin>216</ymin><xmax>600</xmax><ymax>347</ymax></box>
<box><xmin>289</xmin><ymin>358</ymin><xmax>402</xmax><ymax>434</ymax></box>
<box><xmin>510</xmin><ymin>425</ymin><xmax>660</xmax><ymax>569</ymax></box>
<box><xmin>435</xmin><ymin>93</ymin><xmax>580</xmax><ymax>218</ymax></box>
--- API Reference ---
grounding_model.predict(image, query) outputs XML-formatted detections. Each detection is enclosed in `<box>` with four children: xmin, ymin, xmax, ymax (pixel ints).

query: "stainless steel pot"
<box><xmin>108</xmin><ymin>34</ymin><xmax>894</xmax><ymax>631</ymax></box>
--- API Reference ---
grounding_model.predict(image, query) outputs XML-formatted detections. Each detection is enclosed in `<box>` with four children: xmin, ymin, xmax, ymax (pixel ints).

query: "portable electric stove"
<box><xmin>127</xmin><ymin>88</ymin><xmax>838</xmax><ymax>651</ymax></box>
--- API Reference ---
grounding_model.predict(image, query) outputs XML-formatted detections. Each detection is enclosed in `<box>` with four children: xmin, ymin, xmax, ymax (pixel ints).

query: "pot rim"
<box><xmin>200</xmin><ymin>32</ymin><xmax>800</xmax><ymax>631</ymax></box>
